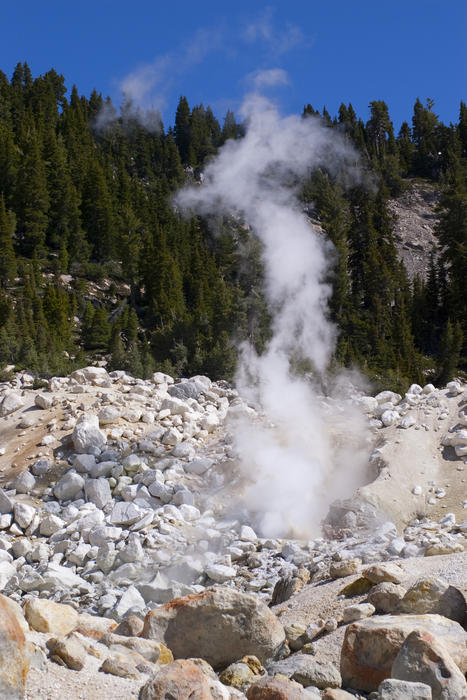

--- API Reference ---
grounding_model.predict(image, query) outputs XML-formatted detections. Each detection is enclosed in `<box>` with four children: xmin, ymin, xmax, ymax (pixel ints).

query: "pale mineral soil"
<box><xmin>356</xmin><ymin>389</ymin><xmax>467</xmax><ymax>529</ymax></box>
<box><xmin>26</xmin><ymin>656</ymin><xmax>146</xmax><ymax>700</ymax></box>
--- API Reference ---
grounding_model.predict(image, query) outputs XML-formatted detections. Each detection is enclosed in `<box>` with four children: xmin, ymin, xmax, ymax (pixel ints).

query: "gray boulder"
<box><xmin>168</xmin><ymin>378</ymin><xmax>209</xmax><ymax>400</ymax></box>
<box><xmin>141</xmin><ymin>586</ymin><xmax>285</xmax><ymax>669</ymax></box>
<box><xmin>72</xmin><ymin>413</ymin><xmax>107</xmax><ymax>454</ymax></box>
<box><xmin>84</xmin><ymin>478</ymin><xmax>112</xmax><ymax>509</ymax></box>
<box><xmin>392</xmin><ymin>629</ymin><xmax>467</xmax><ymax>699</ymax></box>
<box><xmin>0</xmin><ymin>489</ymin><xmax>13</xmax><ymax>514</ymax></box>
<box><xmin>378</xmin><ymin>678</ymin><xmax>432</xmax><ymax>699</ymax></box>
<box><xmin>267</xmin><ymin>655</ymin><xmax>341</xmax><ymax>689</ymax></box>
<box><xmin>0</xmin><ymin>392</ymin><xmax>24</xmax><ymax>417</ymax></box>
<box><xmin>53</xmin><ymin>472</ymin><xmax>85</xmax><ymax>501</ymax></box>
<box><xmin>341</xmin><ymin>614</ymin><xmax>467</xmax><ymax>692</ymax></box>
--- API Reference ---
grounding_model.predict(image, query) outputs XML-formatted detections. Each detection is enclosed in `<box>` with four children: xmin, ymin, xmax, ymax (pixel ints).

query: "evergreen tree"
<box><xmin>0</xmin><ymin>195</ymin><xmax>17</xmax><ymax>285</ymax></box>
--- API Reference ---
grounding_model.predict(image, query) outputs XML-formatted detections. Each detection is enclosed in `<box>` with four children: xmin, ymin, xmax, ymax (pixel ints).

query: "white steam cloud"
<box><xmin>177</xmin><ymin>93</ymin><xmax>370</xmax><ymax>538</ymax></box>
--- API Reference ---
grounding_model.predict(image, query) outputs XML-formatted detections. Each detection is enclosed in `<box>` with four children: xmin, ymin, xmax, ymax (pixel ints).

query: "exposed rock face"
<box><xmin>0</xmin><ymin>595</ymin><xmax>28</xmax><ymax>699</ymax></box>
<box><xmin>387</xmin><ymin>180</ymin><xmax>440</xmax><ymax>281</ymax></box>
<box><xmin>340</xmin><ymin>614</ymin><xmax>467</xmax><ymax>692</ymax></box>
<box><xmin>141</xmin><ymin>587</ymin><xmax>286</xmax><ymax>669</ymax></box>
<box><xmin>391</xmin><ymin>629</ymin><xmax>467</xmax><ymax>700</ymax></box>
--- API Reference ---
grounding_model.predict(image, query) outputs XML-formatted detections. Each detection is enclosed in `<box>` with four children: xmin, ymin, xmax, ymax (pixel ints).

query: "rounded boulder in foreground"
<box><xmin>138</xmin><ymin>660</ymin><xmax>213</xmax><ymax>700</ymax></box>
<box><xmin>141</xmin><ymin>586</ymin><xmax>286</xmax><ymax>670</ymax></box>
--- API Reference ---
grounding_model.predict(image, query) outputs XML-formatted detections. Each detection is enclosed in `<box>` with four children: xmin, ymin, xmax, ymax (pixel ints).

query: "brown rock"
<box><xmin>99</xmin><ymin>656</ymin><xmax>140</xmax><ymax>679</ymax></box>
<box><xmin>367</xmin><ymin>582</ymin><xmax>406</xmax><ymax>613</ymax></box>
<box><xmin>219</xmin><ymin>662</ymin><xmax>259</xmax><ymax>690</ymax></box>
<box><xmin>270</xmin><ymin>569</ymin><xmax>309</xmax><ymax>605</ymax></box>
<box><xmin>246</xmin><ymin>675</ymin><xmax>310</xmax><ymax>699</ymax></box>
<box><xmin>0</xmin><ymin>595</ymin><xmax>28</xmax><ymax>699</ymax></box>
<box><xmin>362</xmin><ymin>562</ymin><xmax>404</xmax><ymax>585</ymax></box>
<box><xmin>339</xmin><ymin>577</ymin><xmax>373</xmax><ymax>597</ymax></box>
<box><xmin>138</xmin><ymin>659</ymin><xmax>213</xmax><ymax>700</ymax></box>
<box><xmin>398</xmin><ymin>577</ymin><xmax>466</xmax><ymax>624</ymax></box>
<box><xmin>322</xmin><ymin>690</ymin><xmax>356</xmax><ymax>700</ymax></box>
<box><xmin>340</xmin><ymin>614</ymin><xmax>467</xmax><ymax>692</ymax></box>
<box><xmin>47</xmin><ymin>634</ymin><xmax>86</xmax><ymax>671</ymax></box>
<box><xmin>24</xmin><ymin>598</ymin><xmax>79</xmax><ymax>636</ymax></box>
<box><xmin>76</xmin><ymin>613</ymin><xmax>117</xmax><ymax>640</ymax></box>
<box><xmin>392</xmin><ymin>629</ymin><xmax>467</xmax><ymax>699</ymax></box>
<box><xmin>330</xmin><ymin>558</ymin><xmax>362</xmax><ymax>579</ymax></box>
<box><xmin>113</xmin><ymin>614</ymin><xmax>144</xmax><ymax>637</ymax></box>
<box><xmin>284</xmin><ymin>623</ymin><xmax>308</xmax><ymax>651</ymax></box>
<box><xmin>141</xmin><ymin>586</ymin><xmax>285</xmax><ymax>669</ymax></box>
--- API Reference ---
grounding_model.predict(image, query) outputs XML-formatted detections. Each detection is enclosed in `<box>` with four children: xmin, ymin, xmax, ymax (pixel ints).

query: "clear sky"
<box><xmin>1</xmin><ymin>0</ymin><xmax>465</xmax><ymax>131</ymax></box>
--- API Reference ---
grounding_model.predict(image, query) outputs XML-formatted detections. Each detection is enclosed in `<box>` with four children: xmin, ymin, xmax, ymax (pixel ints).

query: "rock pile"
<box><xmin>0</xmin><ymin>367</ymin><xmax>464</xmax><ymax>698</ymax></box>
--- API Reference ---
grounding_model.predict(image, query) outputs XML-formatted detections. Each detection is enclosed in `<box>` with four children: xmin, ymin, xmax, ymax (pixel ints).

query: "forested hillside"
<box><xmin>0</xmin><ymin>62</ymin><xmax>465</xmax><ymax>390</ymax></box>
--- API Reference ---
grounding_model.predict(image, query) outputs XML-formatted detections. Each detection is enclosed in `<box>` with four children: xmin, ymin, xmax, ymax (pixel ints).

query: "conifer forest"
<box><xmin>0</xmin><ymin>63</ymin><xmax>465</xmax><ymax>391</ymax></box>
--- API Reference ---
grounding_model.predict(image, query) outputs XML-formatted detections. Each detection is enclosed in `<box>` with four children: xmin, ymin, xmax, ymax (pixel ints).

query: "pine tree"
<box><xmin>0</xmin><ymin>195</ymin><xmax>17</xmax><ymax>285</ymax></box>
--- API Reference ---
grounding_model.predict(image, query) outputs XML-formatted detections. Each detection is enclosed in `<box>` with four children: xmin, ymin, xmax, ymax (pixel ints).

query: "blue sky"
<box><xmin>1</xmin><ymin>0</ymin><xmax>465</xmax><ymax>130</ymax></box>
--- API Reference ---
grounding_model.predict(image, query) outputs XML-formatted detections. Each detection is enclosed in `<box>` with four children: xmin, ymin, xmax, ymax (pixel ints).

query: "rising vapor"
<box><xmin>177</xmin><ymin>91</ymin><xmax>370</xmax><ymax>538</ymax></box>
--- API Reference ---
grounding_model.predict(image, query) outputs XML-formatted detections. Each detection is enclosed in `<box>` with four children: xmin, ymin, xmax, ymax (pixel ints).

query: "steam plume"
<box><xmin>177</xmin><ymin>93</ymin><xmax>369</xmax><ymax>538</ymax></box>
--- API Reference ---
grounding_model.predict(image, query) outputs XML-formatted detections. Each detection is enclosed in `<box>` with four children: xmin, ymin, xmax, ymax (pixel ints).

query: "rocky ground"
<box><xmin>0</xmin><ymin>367</ymin><xmax>465</xmax><ymax>699</ymax></box>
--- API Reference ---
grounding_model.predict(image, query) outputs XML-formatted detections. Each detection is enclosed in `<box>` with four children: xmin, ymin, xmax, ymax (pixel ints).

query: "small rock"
<box><xmin>378</xmin><ymin>678</ymin><xmax>432</xmax><ymax>699</ymax></box>
<box><xmin>47</xmin><ymin>634</ymin><xmax>86</xmax><ymax>671</ymax></box>
<box><xmin>367</xmin><ymin>582</ymin><xmax>407</xmax><ymax>614</ymax></box>
<box><xmin>362</xmin><ymin>562</ymin><xmax>404</xmax><ymax>585</ymax></box>
<box><xmin>246</xmin><ymin>675</ymin><xmax>310</xmax><ymax>699</ymax></box>
<box><xmin>330</xmin><ymin>558</ymin><xmax>362</xmax><ymax>579</ymax></box>
<box><xmin>342</xmin><ymin>603</ymin><xmax>375</xmax><ymax>623</ymax></box>
<box><xmin>267</xmin><ymin>656</ymin><xmax>342</xmax><ymax>689</ymax></box>
<box><xmin>53</xmin><ymin>472</ymin><xmax>85</xmax><ymax>501</ymax></box>
<box><xmin>99</xmin><ymin>656</ymin><xmax>140</xmax><ymax>679</ymax></box>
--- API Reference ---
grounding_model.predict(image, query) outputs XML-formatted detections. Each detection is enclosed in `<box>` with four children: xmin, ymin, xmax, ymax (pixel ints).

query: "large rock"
<box><xmin>72</xmin><ymin>413</ymin><xmax>107</xmax><ymax>454</ymax></box>
<box><xmin>398</xmin><ymin>577</ymin><xmax>466</xmax><ymax>624</ymax></box>
<box><xmin>138</xmin><ymin>660</ymin><xmax>213</xmax><ymax>700</ymax></box>
<box><xmin>246</xmin><ymin>675</ymin><xmax>311</xmax><ymax>699</ymax></box>
<box><xmin>391</xmin><ymin>629</ymin><xmax>467</xmax><ymax>699</ymax></box>
<box><xmin>0</xmin><ymin>392</ymin><xmax>24</xmax><ymax>417</ymax></box>
<box><xmin>340</xmin><ymin>614</ymin><xmax>467</xmax><ymax>692</ymax></box>
<box><xmin>141</xmin><ymin>586</ymin><xmax>285</xmax><ymax>669</ymax></box>
<box><xmin>0</xmin><ymin>595</ymin><xmax>28</xmax><ymax>698</ymax></box>
<box><xmin>24</xmin><ymin>598</ymin><xmax>79</xmax><ymax>636</ymax></box>
<box><xmin>168</xmin><ymin>378</ymin><xmax>210</xmax><ymax>400</ymax></box>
